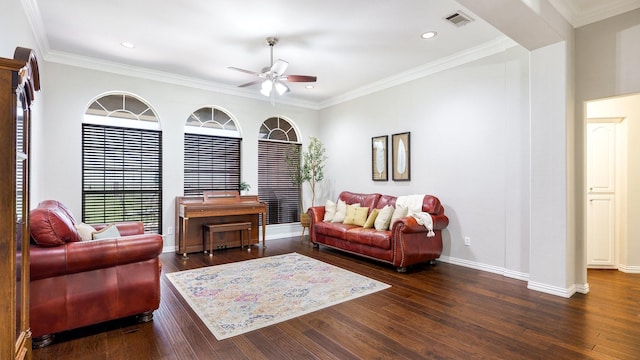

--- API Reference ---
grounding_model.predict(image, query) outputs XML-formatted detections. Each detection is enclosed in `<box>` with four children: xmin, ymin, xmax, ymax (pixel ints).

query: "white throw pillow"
<box><xmin>74</xmin><ymin>222</ymin><xmax>96</xmax><ymax>241</ymax></box>
<box><xmin>390</xmin><ymin>205</ymin><xmax>408</xmax><ymax>227</ymax></box>
<box><xmin>92</xmin><ymin>224</ymin><xmax>121</xmax><ymax>240</ymax></box>
<box><xmin>323</xmin><ymin>200</ymin><xmax>337</xmax><ymax>222</ymax></box>
<box><xmin>331</xmin><ymin>199</ymin><xmax>348</xmax><ymax>223</ymax></box>
<box><xmin>374</xmin><ymin>205</ymin><xmax>394</xmax><ymax>231</ymax></box>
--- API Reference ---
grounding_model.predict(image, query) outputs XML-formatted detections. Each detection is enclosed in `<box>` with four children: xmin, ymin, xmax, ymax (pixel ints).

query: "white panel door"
<box><xmin>587</xmin><ymin>123</ymin><xmax>615</xmax><ymax>193</ymax></box>
<box><xmin>586</xmin><ymin>122</ymin><xmax>617</xmax><ymax>268</ymax></box>
<box><xmin>587</xmin><ymin>194</ymin><xmax>616</xmax><ymax>267</ymax></box>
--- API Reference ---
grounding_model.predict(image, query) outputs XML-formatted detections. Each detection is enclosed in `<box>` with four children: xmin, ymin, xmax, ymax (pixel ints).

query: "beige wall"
<box><xmin>575</xmin><ymin>9</ymin><xmax>640</xmax><ymax>277</ymax></box>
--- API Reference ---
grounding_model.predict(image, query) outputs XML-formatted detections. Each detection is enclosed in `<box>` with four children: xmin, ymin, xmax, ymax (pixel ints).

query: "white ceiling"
<box><xmin>24</xmin><ymin>0</ymin><xmax>640</xmax><ymax>107</ymax></box>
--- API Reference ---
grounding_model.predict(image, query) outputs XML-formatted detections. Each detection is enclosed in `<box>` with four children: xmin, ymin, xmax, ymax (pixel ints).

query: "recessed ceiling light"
<box><xmin>120</xmin><ymin>42</ymin><xmax>135</xmax><ymax>49</ymax></box>
<box><xmin>305</xmin><ymin>85</ymin><xmax>314</xmax><ymax>89</ymax></box>
<box><xmin>421</xmin><ymin>31</ymin><xmax>437</xmax><ymax>39</ymax></box>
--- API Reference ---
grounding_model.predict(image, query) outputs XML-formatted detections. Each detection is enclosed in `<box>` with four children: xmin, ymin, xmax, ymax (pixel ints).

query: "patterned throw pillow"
<box><xmin>343</xmin><ymin>204</ymin><xmax>368</xmax><ymax>226</ymax></box>
<box><xmin>353</xmin><ymin>207</ymin><xmax>369</xmax><ymax>227</ymax></box>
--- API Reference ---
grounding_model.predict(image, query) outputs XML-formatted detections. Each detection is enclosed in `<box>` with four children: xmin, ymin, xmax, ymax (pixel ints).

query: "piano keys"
<box><xmin>175</xmin><ymin>191</ymin><xmax>267</xmax><ymax>257</ymax></box>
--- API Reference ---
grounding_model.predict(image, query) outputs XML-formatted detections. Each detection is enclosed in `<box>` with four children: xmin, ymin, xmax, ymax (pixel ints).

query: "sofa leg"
<box><xmin>396</xmin><ymin>267</ymin><xmax>407</xmax><ymax>273</ymax></box>
<box><xmin>32</xmin><ymin>334</ymin><xmax>54</xmax><ymax>348</ymax></box>
<box><xmin>429</xmin><ymin>260</ymin><xmax>437</xmax><ymax>265</ymax></box>
<box><xmin>312</xmin><ymin>242</ymin><xmax>319</xmax><ymax>248</ymax></box>
<box><xmin>136</xmin><ymin>311</ymin><xmax>154</xmax><ymax>323</ymax></box>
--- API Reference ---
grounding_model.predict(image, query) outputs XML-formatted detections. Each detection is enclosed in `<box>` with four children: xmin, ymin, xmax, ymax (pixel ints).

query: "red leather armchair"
<box><xmin>28</xmin><ymin>200</ymin><xmax>163</xmax><ymax>347</ymax></box>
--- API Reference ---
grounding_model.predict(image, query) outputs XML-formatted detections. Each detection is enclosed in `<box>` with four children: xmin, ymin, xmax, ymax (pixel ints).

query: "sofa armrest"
<box><xmin>307</xmin><ymin>206</ymin><xmax>325</xmax><ymax>224</ymax></box>
<box><xmin>31</xmin><ymin>234</ymin><xmax>163</xmax><ymax>280</ymax></box>
<box><xmin>91</xmin><ymin>221</ymin><xmax>145</xmax><ymax>236</ymax></box>
<box><xmin>393</xmin><ymin>214</ymin><xmax>449</xmax><ymax>233</ymax></box>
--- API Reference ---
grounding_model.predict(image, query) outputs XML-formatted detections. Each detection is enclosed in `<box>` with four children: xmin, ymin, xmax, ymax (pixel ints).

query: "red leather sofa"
<box><xmin>28</xmin><ymin>200</ymin><xmax>163</xmax><ymax>347</ymax></box>
<box><xmin>308</xmin><ymin>191</ymin><xmax>449</xmax><ymax>272</ymax></box>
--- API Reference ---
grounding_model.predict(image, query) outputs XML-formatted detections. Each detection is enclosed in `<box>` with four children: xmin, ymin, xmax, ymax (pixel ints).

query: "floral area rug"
<box><xmin>165</xmin><ymin>252</ymin><xmax>390</xmax><ymax>340</ymax></box>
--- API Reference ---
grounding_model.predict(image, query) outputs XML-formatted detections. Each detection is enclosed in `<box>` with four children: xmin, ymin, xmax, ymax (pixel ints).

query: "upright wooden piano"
<box><xmin>175</xmin><ymin>191</ymin><xmax>266</xmax><ymax>257</ymax></box>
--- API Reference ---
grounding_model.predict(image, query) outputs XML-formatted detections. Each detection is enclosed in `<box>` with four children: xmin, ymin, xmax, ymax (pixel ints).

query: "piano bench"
<box><xmin>202</xmin><ymin>222</ymin><xmax>252</xmax><ymax>256</ymax></box>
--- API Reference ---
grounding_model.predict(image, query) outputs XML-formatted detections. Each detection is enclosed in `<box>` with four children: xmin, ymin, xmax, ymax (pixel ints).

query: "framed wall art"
<box><xmin>371</xmin><ymin>135</ymin><xmax>388</xmax><ymax>181</ymax></box>
<box><xmin>391</xmin><ymin>132</ymin><xmax>410</xmax><ymax>181</ymax></box>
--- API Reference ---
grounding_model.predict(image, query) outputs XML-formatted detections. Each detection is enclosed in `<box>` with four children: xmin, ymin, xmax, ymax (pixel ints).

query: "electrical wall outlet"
<box><xmin>464</xmin><ymin>236</ymin><xmax>471</xmax><ymax>246</ymax></box>
<box><xmin>167</xmin><ymin>226</ymin><xmax>173</xmax><ymax>235</ymax></box>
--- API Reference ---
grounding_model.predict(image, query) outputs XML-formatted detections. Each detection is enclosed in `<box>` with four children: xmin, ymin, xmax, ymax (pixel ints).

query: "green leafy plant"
<box><xmin>285</xmin><ymin>136</ymin><xmax>327</xmax><ymax>209</ymax></box>
<box><xmin>239</xmin><ymin>181</ymin><xmax>251</xmax><ymax>192</ymax></box>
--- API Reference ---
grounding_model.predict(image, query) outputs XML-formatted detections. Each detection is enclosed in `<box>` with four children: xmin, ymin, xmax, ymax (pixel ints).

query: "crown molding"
<box><xmin>21</xmin><ymin>0</ymin><xmax>515</xmax><ymax>111</ymax></box>
<box><xmin>44</xmin><ymin>50</ymin><xmax>320</xmax><ymax>109</ymax></box>
<box><xmin>20</xmin><ymin>0</ymin><xmax>49</xmax><ymax>56</ymax></box>
<box><xmin>548</xmin><ymin>0</ymin><xmax>640</xmax><ymax>27</ymax></box>
<box><xmin>319</xmin><ymin>36</ymin><xmax>517</xmax><ymax>109</ymax></box>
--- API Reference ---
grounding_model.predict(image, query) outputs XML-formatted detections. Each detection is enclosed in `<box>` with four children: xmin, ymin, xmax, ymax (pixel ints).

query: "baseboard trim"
<box><xmin>527</xmin><ymin>281</ymin><xmax>576</xmax><ymax>298</ymax></box>
<box><xmin>438</xmin><ymin>256</ymin><xmax>529</xmax><ymax>282</ymax></box>
<box><xmin>439</xmin><ymin>256</ymin><xmax>582</xmax><ymax>298</ymax></box>
<box><xmin>618</xmin><ymin>264</ymin><xmax>640</xmax><ymax>273</ymax></box>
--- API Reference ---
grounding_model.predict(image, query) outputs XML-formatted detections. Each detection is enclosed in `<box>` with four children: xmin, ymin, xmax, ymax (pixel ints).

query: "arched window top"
<box><xmin>185</xmin><ymin>106</ymin><xmax>240</xmax><ymax>137</ymax></box>
<box><xmin>84</xmin><ymin>93</ymin><xmax>160</xmax><ymax>130</ymax></box>
<box><xmin>259</xmin><ymin>116</ymin><xmax>298</xmax><ymax>142</ymax></box>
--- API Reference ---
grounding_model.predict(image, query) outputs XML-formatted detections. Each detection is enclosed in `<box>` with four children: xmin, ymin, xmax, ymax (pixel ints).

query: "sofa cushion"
<box><xmin>37</xmin><ymin>199</ymin><xmax>78</xmax><ymax>224</ymax></box>
<box><xmin>314</xmin><ymin>221</ymin><xmax>358</xmax><ymax>238</ymax></box>
<box><xmin>376</xmin><ymin>195</ymin><xmax>397</xmax><ymax>209</ymax></box>
<box><xmin>338</xmin><ymin>191</ymin><xmax>382</xmax><ymax>213</ymax></box>
<box><xmin>345</xmin><ymin>228</ymin><xmax>392</xmax><ymax>249</ymax></box>
<box><xmin>30</xmin><ymin>206</ymin><xmax>82</xmax><ymax>247</ymax></box>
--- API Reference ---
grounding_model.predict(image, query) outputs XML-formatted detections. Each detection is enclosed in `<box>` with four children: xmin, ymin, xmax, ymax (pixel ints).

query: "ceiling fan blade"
<box><xmin>238</xmin><ymin>79</ymin><xmax>263</xmax><ymax>88</ymax></box>
<box><xmin>271</xmin><ymin>59</ymin><xmax>289</xmax><ymax>76</ymax></box>
<box><xmin>283</xmin><ymin>75</ymin><xmax>317</xmax><ymax>83</ymax></box>
<box><xmin>228</xmin><ymin>66</ymin><xmax>260</xmax><ymax>76</ymax></box>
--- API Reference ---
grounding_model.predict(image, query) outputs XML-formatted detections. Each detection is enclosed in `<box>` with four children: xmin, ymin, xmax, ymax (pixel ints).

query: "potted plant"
<box><xmin>285</xmin><ymin>136</ymin><xmax>327</xmax><ymax>225</ymax></box>
<box><xmin>239</xmin><ymin>181</ymin><xmax>251</xmax><ymax>195</ymax></box>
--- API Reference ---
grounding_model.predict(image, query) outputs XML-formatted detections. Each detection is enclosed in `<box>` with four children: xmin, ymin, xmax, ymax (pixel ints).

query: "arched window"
<box><xmin>258</xmin><ymin>117</ymin><xmax>301</xmax><ymax>225</ymax></box>
<box><xmin>184</xmin><ymin>106</ymin><xmax>241</xmax><ymax>195</ymax></box>
<box><xmin>82</xmin><ymin>93</ymin><xmax>162</xmax><ymax>234</ymax></box>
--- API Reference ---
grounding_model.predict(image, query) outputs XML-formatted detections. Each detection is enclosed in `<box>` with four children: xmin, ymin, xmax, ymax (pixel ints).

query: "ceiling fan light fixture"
<box><xmin>274</xmin><ymin>81</ymin><xmax>288</xmax><ymax>95</ymax></box>
<box><xmin>230</xmin><ymin>36</ymin><xmax>317</xmax><ymax>98</ymax></box>
<box><xmin>260</xmin><ymin>80</ymin><xmax>273</xmax><ymax>96</ymax></box>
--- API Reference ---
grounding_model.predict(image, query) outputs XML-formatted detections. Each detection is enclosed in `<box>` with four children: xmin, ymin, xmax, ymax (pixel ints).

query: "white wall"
<box><xmin>529</xmin><ymin>41</ymin><xmax>574</xmax><ymax>295</ymax></box>
<box><xmin>318</xmin><ymin>45</ymin><xmax>531</xmax><ymax>276</ymax></box>
<box><xmin>1</xmin><ymin>0</ymin><xmax>46</xmax><ymax>211</ymax></box>
<box><xmin>0</xmin><ymin>1</ymin><xmax>39</xmax><ymax>56</ymax></box>
<box><xmin>39</xmin><ymin>62</ymin><xmax>319</xmax><ymax>251</ymax></box>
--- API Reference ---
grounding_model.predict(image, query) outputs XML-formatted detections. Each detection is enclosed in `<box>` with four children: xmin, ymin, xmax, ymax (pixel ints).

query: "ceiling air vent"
<box><xmin>444</xmin><ymin>11</ymin><xmax>474</xmax><ymax>27</ymax></box>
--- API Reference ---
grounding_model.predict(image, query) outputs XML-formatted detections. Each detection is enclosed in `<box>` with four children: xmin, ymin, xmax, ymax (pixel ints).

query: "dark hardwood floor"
<box><xmin>33</xmin><ymin>237</ymin><xmax>640</xmax><ymax>359</ymax></box>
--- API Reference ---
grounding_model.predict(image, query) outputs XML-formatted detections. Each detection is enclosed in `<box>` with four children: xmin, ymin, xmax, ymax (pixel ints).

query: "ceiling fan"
<box><xmin>229</xmin><ymin>37</ymin><xmax>317</xmax><ymax>97</ymax></box>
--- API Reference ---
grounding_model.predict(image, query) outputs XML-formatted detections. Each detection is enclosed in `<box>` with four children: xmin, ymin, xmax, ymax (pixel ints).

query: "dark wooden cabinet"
<box><xmin>0</xmin><ymin>47</ymin><xmax>40</xmax><ymax>360</ymax></box>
